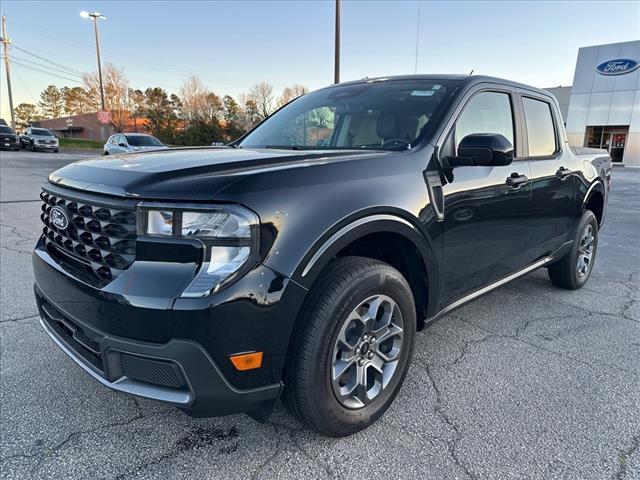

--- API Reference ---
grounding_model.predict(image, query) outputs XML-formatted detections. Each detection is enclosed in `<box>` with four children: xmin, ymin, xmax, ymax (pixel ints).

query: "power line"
<box><xmin>16</xmin><ymin>21</ymin><xmax>290</xmax><ymax>89</ymax></box>
<box><xmin>12</xmin><ymin>44</ymin><xmax>85</xmax><ymax>76</ymax></box>
<box><xmin>8</xmin><ymin>58</ymin><xmax>82</xmax><ymax>84</ymax></box>
<box><xmin>12</xmin><ymin>66</ymin><xmax>38</xmax><ymax>103</ymax></box>
<box><xmin>9</xmin><ymin>54</ymin><xmax>85</xmax><ymax>80</ymax></box>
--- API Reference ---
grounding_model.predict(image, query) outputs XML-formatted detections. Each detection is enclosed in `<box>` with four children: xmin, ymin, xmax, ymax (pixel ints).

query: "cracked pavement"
<box><xmin>1</xmin><ymin>150</ymin><xmax>639</xmax><ymax>479</ymax></box>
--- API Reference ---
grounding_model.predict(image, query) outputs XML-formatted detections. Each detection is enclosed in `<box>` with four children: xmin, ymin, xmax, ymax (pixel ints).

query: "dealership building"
<box><xmin>546</xmin><ymin>40</ymin><xmax>640</xmax><ymax>166</ymax></box>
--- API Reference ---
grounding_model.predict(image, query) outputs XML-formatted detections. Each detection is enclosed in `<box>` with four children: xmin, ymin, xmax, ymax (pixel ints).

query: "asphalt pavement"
<box><xmin>1</xmin><ymin>149</ymin><xmax>639</xmax><ymax>479</ymax></box>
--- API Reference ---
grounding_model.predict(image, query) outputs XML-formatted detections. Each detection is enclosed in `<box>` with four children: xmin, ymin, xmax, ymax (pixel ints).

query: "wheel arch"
<box><xmin>582</xmin><ymin>180</ymin><xmax>605</xmax><ymax>226</ymax></box>
<box><xmin>292</xmin><ymin>212</ymin><xmax>439</xmax><ymax>330</ymax></box>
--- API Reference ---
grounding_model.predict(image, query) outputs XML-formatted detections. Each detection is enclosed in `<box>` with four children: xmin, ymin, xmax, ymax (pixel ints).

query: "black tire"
<box><xmin>283</xmin><ymin>256</ymin><xmax>416</xmax><ymax>436</ymax></box>
<box><xmin>548</xmin><ymin>210</ymin><xmax>598</xmax><ymax>290</ymax></box>
<box><xmin>54</xmin><ymin>149</ymin><xmax>59</xmax><ymax>153</ymax></box>
<box><xmin>31</xmin><ymin>143</ymin><xmax>36</xmax><ymax>152</ymax></box>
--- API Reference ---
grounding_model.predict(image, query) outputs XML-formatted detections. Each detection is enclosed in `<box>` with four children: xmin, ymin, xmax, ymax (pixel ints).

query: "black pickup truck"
<box><xmin>33</xmin><ymin>75</ymin><xmax>611</xmax><ymax>436</ymax></box>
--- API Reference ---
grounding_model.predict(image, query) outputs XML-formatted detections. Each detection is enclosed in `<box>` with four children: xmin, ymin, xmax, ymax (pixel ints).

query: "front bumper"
<box><xmin>34</xmin><ymin>143</ymin><xmax>59</xmax><ymax>150</ymax></box>
<box><xmin>33</xmin><ymin>235</ymin><xmax>307</xmax><ymax>417</ymax></box>
<box><xmin>36</xmin><ymin>286</ymin><xmax>280</xmax><ymax>416</ymax></box>
<box><xmin>0</xmin><ymin>138</ymin><xmax>20</xmax><ymax>149</ymax></box>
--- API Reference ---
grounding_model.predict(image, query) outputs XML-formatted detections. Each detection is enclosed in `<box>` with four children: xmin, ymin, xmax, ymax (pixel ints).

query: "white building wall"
<box><xmin>544</xmin><ymin>86</ymin><xmax>572</xmax><ymax>121</ymax></box>
<box><xmin>565</xmin><ymin>40</ymin><xmax>640</xmax><ymax>166</ymax></box>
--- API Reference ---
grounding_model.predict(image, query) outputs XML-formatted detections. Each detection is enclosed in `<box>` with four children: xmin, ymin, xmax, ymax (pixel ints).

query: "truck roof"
<box><xmin>333</xmin><ymin>74</ymin><xmax>552</xmax><ymax>98</ymax></box>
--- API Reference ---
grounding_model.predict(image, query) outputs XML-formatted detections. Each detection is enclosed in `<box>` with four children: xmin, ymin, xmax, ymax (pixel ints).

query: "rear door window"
<box><xmin>522</xmin><ymin>97</ymin><xmax>557</xmax><ymax>157</ymax></box>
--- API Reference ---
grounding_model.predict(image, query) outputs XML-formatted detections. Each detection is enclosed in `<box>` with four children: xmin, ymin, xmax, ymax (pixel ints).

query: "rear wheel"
<box><xmin>548</xmin><ymin>210</ymin><xmax>598</xmax><ymax>289</ymax></box>
<box><xmin>283</xmin><ymin>257</ymin><xmax>416</xmax><ymax>436</ymax></box>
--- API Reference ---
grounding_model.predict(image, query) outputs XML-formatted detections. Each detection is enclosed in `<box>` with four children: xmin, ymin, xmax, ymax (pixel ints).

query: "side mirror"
<box><xmin>448</xmin><ymin>133</ymin><xmax>514</xmax><ymax>167</ymax></box>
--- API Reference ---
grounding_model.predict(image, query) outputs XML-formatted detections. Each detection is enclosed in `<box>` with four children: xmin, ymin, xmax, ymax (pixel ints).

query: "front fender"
<box><xmin>270</xmin><ymin>209</ymin><xmax>440</xmax><ymax>318</ymax></box>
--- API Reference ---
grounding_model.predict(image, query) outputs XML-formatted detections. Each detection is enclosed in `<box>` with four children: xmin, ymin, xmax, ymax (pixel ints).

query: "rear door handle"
<box><xmin>556</xmin><ymin>166</ymin><xmax>572</xmax><ymax>179</ymax></box>
<box><xmin>505</xmin><ymin>173</ymin><xmax>528</xmax><ymax>188</ymax></box>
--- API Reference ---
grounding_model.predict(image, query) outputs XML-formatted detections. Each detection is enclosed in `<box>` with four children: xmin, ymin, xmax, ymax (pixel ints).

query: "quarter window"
<box><xmin>522</xmin><ymin>97</ymin><xmax>556</xmax><ymax>157</ymax></box>
<box><xmin>455</xmin><ymin>91</ymin><xmax>514</xmax><ymax>151</ymax></box>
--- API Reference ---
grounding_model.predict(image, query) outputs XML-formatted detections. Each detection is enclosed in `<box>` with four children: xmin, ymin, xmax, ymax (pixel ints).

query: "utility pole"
<box><xmin>1</xmin><ymin>15</ymin><xmax>16</xmax><ymax>130</ymax></box>
<box><xmin>81</xmin><ymin>11</ymin><xmax>106</xmax><ymax>111</ymax></box>
<box><xmin>334</xmin><ymin>0</ymin><xmax>340</xmax><ymax>84</ymax></box>
<box><xmin>93</xmin><ymin>15</ymin><xmax>105</xmax><ymax>110</ymax></box>
<box><xmin>414</xmin><ymin>1</ymin><xmax>421</xmax><ymax>74</ymax></box>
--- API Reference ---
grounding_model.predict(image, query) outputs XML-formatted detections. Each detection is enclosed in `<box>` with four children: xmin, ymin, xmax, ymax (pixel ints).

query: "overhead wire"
<box><xmin>5</xmin><ymin>58</ymin><xmax>83</xmax><ymax>84</ymax></box>
<box><xmin>15</xmin><ymin>21</ymin><xmax>290</xmax><ymax>89</ymax></box>
<box><xmin>11</xmin><ymin>44</ymin><xmax>86</xmax><ymax>77</ymax></box>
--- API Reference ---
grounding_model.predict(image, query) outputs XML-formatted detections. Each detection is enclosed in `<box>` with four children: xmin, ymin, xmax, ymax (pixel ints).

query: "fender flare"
<box><xmin>582</xmin><ymin>179</ymin><xmax>605</xmax><ymax>207</ymax></box>
<box><xmin>292</xmin><ymin>211</ymin><xmax>440</xmax><ymax>317</ymax></box>
<box><xmin>582</xmin><ymin>179</ymin><xmax>606</xmax><ymax>226</ymax></box>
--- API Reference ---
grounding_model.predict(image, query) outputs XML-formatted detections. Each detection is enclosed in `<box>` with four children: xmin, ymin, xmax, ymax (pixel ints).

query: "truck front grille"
<box><xmin>40</xmin><ymin>187</ymin><xmax>138</xmax><ymax>285</ymax></box>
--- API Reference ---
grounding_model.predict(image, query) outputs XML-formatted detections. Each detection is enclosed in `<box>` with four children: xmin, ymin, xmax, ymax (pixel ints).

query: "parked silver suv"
<box><xmin>103</xmin><ymin>133</ymin><xmax>167</xmax><ymax>155</ymax></box>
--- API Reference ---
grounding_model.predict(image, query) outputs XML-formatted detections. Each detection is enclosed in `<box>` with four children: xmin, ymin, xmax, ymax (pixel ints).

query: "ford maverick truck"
<box><xmin>33</xmin><ymin>75</ymin><xmax>611</xmax><ymax>436</ymax></box>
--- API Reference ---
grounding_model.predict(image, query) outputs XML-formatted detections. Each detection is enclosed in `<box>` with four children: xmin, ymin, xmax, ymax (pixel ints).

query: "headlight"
<box><xmin>139</xmin><ymin>203</ymin><xmax>259</xmax><ymax>297</ymax></box>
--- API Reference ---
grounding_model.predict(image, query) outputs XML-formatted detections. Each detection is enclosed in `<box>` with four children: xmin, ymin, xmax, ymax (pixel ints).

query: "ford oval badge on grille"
<box><xmin>50</xmin><ymin>206</ymin><xmax>70</xmax><ymax>230</ymax></box>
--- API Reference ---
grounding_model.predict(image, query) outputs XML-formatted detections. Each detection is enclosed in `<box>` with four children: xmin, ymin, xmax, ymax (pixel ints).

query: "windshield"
<box><xmin>0</xmin><ymin>126</ymin><xmax>14</xmax><ymax>134</ymax></box>
<box><xmin>126</xmin><ymin>135</ymin><xmax>163</xmax><ymax>147</ymax></box>
<box><xmin>31</xmin><ymin>128</ymin><xmax>53</xmax><ymax>136</ymax></box>
<box><xmin>239</xmin><ymin>79</ymin><xmax>458</xmax><ymax>151</ymax></box>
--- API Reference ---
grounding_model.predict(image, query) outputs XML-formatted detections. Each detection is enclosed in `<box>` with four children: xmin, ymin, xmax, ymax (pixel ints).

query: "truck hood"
<box><xmin>49</xmin><ymin>147</ymin><xmax>386</xmax><ymax>200</ymax></box>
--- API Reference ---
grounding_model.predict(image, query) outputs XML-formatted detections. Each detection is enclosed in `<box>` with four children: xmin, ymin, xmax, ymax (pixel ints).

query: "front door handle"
<box><xmin>505</xmin><ymin>172</ymin><xmax>528</xmax><ymax>188</ymax></box>
<box><xmin>556</xmin><ymin>166</ymin><xmax>572</xmax><ymax>179</ymax></box>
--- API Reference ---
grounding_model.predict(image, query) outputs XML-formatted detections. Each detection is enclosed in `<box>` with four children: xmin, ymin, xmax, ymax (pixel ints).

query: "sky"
<box><xmin>0</xmin><ymin>0</ymin><xmax>638</xmax><ymax>121</ymax></box>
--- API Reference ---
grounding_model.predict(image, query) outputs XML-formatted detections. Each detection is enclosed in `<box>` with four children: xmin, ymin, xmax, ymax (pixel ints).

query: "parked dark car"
<box><xmin>21</xmin><ymin>127</ymin><xmax>59</xmax><ymax>152</ymax></box>
<box><xmin>0</xmin><ymin>125</ymin><xmax>21</xmax><ymax>151</ymax></box>
<box><xmin>33</xmin><ymin>75</ymin><xmax>611</xmax><ymax>436</ymax></box>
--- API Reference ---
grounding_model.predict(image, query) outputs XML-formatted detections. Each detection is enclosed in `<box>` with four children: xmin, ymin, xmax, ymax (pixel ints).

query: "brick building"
<box><xmin>40</xmin><ymin>112</ymin><xmax>150</xmax><ymax>141</ymax></box>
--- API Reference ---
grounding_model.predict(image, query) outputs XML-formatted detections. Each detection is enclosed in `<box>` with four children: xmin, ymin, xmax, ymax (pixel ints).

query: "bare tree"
<box><xmin>277</xmin><ymin>84</ymin><xmax>309</xmax><ymax>107</ymax></box>
<box><xmin>202</xmin><ymin>93</ymin><xmax>224</xmax><ymax>123</ymax></box>
<box><xmin>248</xmin><ymin>82</ymin><xmax>275</xmax><ymax>119</ymax></box>
<box><xmin>84</xmin><ymin>63</ymin><xmax>131</xmax><ymax>131</ymax></box>
<box><xmin>179</xmin><ymin>75</ymin><xmax>209</xmax><ymax>123</ymax></box>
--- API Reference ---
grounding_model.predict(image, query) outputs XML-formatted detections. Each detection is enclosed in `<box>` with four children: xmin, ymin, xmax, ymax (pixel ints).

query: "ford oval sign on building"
<box><xmin>595</xmin><ymin>58</ymin><xmax>640</xmax><ymax>76</ymax></box>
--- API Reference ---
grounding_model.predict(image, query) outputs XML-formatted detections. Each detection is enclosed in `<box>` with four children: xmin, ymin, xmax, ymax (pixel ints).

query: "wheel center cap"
<box><xmin>360</xmin><ymin>342</ymin><xmax>370</xmax><ymax>356</ymax></box>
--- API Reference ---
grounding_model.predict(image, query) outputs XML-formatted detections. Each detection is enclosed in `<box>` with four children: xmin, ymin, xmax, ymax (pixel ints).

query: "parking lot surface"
<box><xmin>1</xmin><ymin>149</ymin><xmax>639</xmax><ymax>479</ymax></box>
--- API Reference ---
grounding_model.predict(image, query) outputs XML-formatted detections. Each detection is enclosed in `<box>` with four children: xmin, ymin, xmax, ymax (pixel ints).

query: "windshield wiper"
<box><xmin>264</xmin><ymin>145</ymin><xmax>303</xmax><ymax>150</ymax></box>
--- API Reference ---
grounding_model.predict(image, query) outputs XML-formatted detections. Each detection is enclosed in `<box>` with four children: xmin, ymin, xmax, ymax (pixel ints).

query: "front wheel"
<box><xmin>548</xmin><ymin>210</ymin><xmax>598</xmax><ymax>289</ymax></box>
<box><xmin>31</xmin><ymin>143</ymin><xmax>36</xmax><ymax>152</ymax></box>
<box><xmin>283</xmin><ymin>257</ymin><xmax>416</xmax><ymax>436</ymax></box>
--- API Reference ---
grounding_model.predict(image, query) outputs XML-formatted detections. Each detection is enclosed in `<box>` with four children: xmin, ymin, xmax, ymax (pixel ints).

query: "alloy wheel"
<box><xmin>576</xmin><ymin>223</ymin><xmax>595</xmax><ymax>277</ymax></box>
<box><xmin>330</xmin><ymin>295</ymin><xmax>404</xmax><ymax>409</ymax></box>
